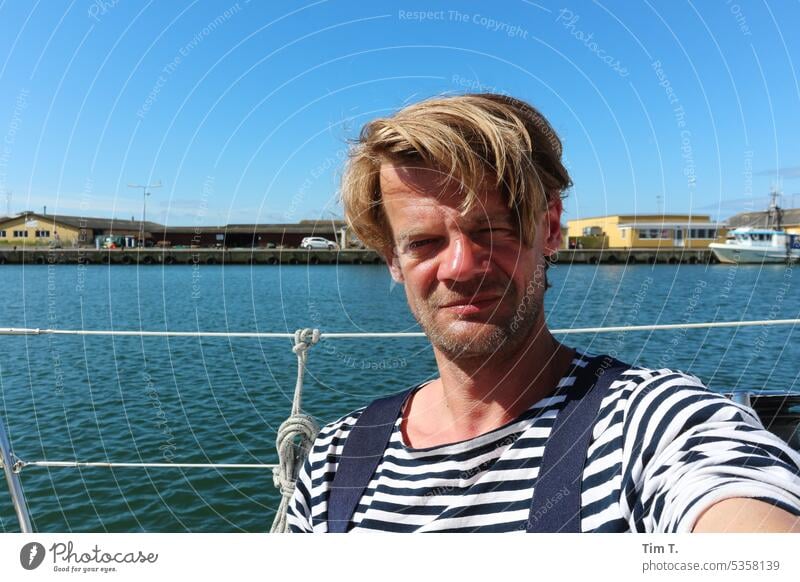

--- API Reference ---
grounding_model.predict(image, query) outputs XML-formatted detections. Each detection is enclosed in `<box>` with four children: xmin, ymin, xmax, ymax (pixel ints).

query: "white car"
<box><xmin>300</xmin><ymin>236</ymin><xmax>338</xmax><ymax>250</ymax></box>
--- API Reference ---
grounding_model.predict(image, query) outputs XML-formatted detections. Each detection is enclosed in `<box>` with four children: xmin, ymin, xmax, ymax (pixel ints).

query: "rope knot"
<box><xmin>272</xmin><ymin>413</ymin><xmax>319</xmax><ymax>494</ymax></box>
<box><xmin>292</xmin><ymin>328</ymin><xmax>320</xmax><ymax>355</ymax></box>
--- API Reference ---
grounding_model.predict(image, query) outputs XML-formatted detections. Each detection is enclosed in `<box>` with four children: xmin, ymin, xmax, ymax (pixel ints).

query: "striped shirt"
<box><xmin>287</xmin><ymin>351</ymin><xmax>800</xmax><ymax>532</ymax></box>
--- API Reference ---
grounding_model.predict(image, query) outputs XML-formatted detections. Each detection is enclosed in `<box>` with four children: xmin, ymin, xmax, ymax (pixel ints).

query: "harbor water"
<box><xmin>0</xmin><ymin>261</ymin><xmax>798</xmax><ymax>532</ymax></box>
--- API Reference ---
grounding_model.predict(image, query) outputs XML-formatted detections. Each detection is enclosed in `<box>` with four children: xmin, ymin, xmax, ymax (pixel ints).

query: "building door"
<box><xmin>674</xmin><ymin>228</ymin><xmax>684</xmax><ymax>247</ymax></box>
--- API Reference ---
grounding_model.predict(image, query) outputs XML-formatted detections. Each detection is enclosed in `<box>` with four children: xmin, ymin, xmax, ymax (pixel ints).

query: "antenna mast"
<box><xmin>768</xmin><ymin>187</ymin><xmax>782</xmax><ymax>231</ymax></box>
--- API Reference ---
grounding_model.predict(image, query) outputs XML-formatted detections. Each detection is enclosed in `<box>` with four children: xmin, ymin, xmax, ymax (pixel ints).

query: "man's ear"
<box><xmin>543</xmin><ymin>196</ymin><xmax>564</xmax><ymax>257</ymax></box>
<box><xmin>381</xmin><ymin>244</ymin><xmax>404</xmax><ymax>283</ymax></box>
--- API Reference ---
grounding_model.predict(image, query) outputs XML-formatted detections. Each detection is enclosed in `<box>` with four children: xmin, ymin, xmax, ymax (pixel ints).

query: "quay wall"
<box><xmin>0</xmin><ymin>248</ymin><xmax>719</xmax><ymax>265</ymax></box>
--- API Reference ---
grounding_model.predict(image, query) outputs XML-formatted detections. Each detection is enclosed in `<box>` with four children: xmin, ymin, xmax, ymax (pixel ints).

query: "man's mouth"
<box><xmin>439</xmin><ymin>294</ymin><xmax>502</xmax><ymax>314</ymax></box>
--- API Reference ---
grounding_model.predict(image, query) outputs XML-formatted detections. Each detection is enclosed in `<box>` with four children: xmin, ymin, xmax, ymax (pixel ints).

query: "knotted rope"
<box><xmin>270</xmin><ymin>328</ymin><xmax>321</xmax><ymax>533</ymax></box>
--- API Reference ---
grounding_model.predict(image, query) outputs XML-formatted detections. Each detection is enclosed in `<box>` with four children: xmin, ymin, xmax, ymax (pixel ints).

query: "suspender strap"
<box><xmin>326</xmin><ymin>388</ymin><xmax>413</xmax><ymax>533</ymax></box>
<box><xmin>526</xmin><ymin>358</ymin><xmax>627</xmax><ymax>532</ymax></box>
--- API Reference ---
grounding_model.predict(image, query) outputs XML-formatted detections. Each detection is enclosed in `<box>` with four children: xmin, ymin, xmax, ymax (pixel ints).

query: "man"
<box><xmin>287</xmin><ymin>93</ymin><xmax>800</xmax><ymax>533</ymax></box>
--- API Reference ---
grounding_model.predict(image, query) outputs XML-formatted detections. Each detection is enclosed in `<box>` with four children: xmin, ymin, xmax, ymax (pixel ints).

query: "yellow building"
<box><xmin>566</xmin><ymin>214</ymin><xmax>725</xmax><ymax>249</ymax></box>
<box><xmin>0</xmin><ymin>212</ymin><xmax>84</xmax><ymax>247</ymax></box>
<box><xmin>0</xmin><ymin>211</ymin><xmax>159</xmax><ymax>247</ymax></box>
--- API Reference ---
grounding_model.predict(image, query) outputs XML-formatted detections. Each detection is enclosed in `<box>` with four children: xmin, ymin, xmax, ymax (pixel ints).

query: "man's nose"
<box><xmin>437</xmin><ymin>232</ymin><xmax>487</xmax><ymax>282</ymax></box>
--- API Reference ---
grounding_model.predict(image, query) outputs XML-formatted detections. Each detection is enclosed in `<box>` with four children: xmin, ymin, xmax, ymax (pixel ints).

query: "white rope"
<box><xmin>270</xmin><ymin>328</ymin><xmax>321</xmax><ymax>533</ymax></box>
<box><xmin>2</xmin><ymin>318</ymin><xmax>800</xmax><ymax>338</ymax></box>
<box><xmin>13</xmin><ymin>460</ymin><xmax>276</xmax><ymax>471</ymax></box>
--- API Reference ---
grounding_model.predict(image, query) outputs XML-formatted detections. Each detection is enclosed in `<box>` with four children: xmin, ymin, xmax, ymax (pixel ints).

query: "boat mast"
<box><xmin>768</xmin><ymin>187</ymin><xmax>783</xmax><ymax>231</ymax></box>
<box><xmin>767</xmin><ymin>187</ymin><xmax>795</xmax><ymax>263</ymax></box>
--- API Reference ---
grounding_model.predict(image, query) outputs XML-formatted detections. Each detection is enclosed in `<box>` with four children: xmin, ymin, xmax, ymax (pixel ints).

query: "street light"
<box><xmin>127</xmin><ymin>180</ymin><xmax>161</xmax><ymax>247</ymax></box>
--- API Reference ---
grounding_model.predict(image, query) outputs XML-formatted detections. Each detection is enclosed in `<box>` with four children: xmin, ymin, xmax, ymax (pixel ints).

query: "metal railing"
<box><xmin>0</xmin><ymin>415</ymin><xmax>33</xmax><ymax>532</ymax></box>
<box><xmin>2</xmin><ymin>317</ymin><xmax>799</xmax><ymax>532</ymax></box>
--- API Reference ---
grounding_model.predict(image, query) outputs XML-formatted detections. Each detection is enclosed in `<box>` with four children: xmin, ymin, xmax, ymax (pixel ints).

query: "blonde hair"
<box><xmin>340</xmin><ymin>93</ymin><xmax>572</xmax><ymax>251</ymax></box>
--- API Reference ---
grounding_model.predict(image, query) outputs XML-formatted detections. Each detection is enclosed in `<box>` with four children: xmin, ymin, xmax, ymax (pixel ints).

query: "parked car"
<box><xmin>300</xmin><ymin>236</ymin><xmax>338</xmax><ymax>250</ymax></box>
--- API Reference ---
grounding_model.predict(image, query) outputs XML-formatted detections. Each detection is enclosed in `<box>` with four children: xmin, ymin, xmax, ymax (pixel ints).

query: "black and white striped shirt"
<box><xmin>287</xmin><ymin>352</ymin><xmax>800</xmax><ymax>532</ymax></box>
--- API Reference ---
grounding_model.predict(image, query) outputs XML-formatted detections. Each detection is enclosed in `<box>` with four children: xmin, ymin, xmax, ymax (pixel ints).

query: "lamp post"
<box><xmin>327</xmin><ymin>210</ymin><xmax>345</xmax><ymax>249</ymax></box>
<box><xmin>127</xmin><ymin>181</ymin><xmax>161</xmax><ymax>247</ymax></box>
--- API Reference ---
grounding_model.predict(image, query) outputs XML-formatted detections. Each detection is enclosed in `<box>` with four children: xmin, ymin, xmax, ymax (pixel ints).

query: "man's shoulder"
<box><xmin>582</xmin><ymin>352</ymin><xmax>762</xmax><ymax>429</ymax></box>
<box><xmin>584</xmin><ymin>352</ymin><xmax>708</xmax><ymax>393</ymax></box>
<box><xmin>581</xmin><ymin>352</ymin><xmax>748</xmax><ymax>414</ymax></box>
<box><xmin>314</xmin><ymin>405</ymin><xmax>367</xmax><ymax>445</ymax></box>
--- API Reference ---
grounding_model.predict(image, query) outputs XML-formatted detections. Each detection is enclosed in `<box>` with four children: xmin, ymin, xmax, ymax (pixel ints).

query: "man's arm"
<box><xmin>692</xmin><ymin>498</ymin><xmax>800</xmax><ymax>532</ymax></box>
<box><xmin>619</xmin><ymin>374</ymin><xmax>800</xmax><ymax>532</ymax></box>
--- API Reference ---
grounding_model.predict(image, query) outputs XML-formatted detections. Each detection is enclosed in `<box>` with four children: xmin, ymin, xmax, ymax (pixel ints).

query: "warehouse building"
<box><xmin>726</xmin><ymin>208</ymin><xmax>800</xmax><ymax>234</ymax></box>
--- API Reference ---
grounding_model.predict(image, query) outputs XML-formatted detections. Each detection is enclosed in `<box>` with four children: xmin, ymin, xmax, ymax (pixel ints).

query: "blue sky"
<box><xmin>0</xmin><ymin>0</ymin><xmax>798</xmax><ymax>226</ymax></box>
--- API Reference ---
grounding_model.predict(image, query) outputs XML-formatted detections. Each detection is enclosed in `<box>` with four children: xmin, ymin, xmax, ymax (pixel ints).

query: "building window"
<box><xmin>621</xmin><ymin>228</ymin><xmax>627</xmax><ymax>239</ymax></box>
<box><xmin>13</xmin><ymin>230</ymin><xmax>29</xmax><ymax>238</ymax></box>
<box><xmin>0</xmin><ymin>230</ymin><xmax>5</xmax><ymax>237</ymax></box>
<box><xmin>689</xmin><ymin>229</ymin><xmax>717</xmax><ymax>239</ymax></box>
<box><xmin>35</xmin><ymin>230</ymin><xmax>51</xmax><ymax>238</ymax></box>
<box><xmin>638</xmin><ymin>229</ymin><xmax>670</xmax><ymax>239</ymax></box>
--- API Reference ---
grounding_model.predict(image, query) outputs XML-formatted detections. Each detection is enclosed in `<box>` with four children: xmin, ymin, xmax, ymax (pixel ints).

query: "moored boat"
<box><xmin>710</xmin><ymin>189</ymin><xmax>800</xmax><ymax>264</ymax></box>
<box><xmin>709</xmin><ymin>227</ymin><xmax>800</xmax><ymax>264</ymax></box>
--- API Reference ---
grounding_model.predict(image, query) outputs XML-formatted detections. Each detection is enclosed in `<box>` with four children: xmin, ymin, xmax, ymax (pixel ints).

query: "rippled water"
<box><xmin>1</xmin><ymin>260</ymin><xmax>798</xmax><ymax>531</ymax></box>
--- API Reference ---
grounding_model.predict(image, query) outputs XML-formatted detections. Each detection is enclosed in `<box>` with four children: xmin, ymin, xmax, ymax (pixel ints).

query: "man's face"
<box><xmin>379</xmin><ymin>162</ymin><xmax>563</xmax><ymax>361</ymax></box>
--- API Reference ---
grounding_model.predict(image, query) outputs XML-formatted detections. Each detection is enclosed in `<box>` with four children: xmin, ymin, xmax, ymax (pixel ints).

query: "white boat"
<box><xmin>710</xmin><ymin>189</ymin><xmax>800</xmax><ymax>264</ymax></box>
<box><xmin>709</xmin><ymin>227</ymin><xmax>800</xmax><ymax>264</ymax></box>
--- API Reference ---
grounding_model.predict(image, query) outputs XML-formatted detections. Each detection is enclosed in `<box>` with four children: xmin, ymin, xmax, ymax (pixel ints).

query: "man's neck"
<box><xmin>402</xmin><ymin>327</ymin><xmax>576</xmax><ymax>448</ymax></box>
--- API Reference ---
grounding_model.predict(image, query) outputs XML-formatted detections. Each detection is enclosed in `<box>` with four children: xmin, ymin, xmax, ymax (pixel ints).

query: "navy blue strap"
<box><xmin>326</xmin><ymin>388</ymin><xmax>413</xmax><ymax>533</ymax></box>
<box><xmin>526</xmin><ymin>358</ymin><xmax>628</xmax><ymax>532</ymax></box>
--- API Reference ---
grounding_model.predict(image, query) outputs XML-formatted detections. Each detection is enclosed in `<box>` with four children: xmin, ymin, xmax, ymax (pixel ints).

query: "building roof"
<box><xmin>2</xmin><ymin>211</ymin><xmax>164</xmax><ymax>232</ymax></box>
<box><xmin>298</xmin><ymin>218</ymin><xmax>347</xmax><ymax>226</ymax></box>
<box><xmin>618</xmin><ymin>222</ymin><xmax>722</xmax><ymax>228</ymax></box>
<box><xmin>0</xmin><ymin>212</ymin><xmax>346</xmax><ymax>235</ymax></box>
<box><xmin>568</xmin><ymin>213</ymin><xmax>712</xmax><ymax>222</ymax></box>
<box><xmin>727</xmin><ymin>208</ymin><xmax>800</xmax><ymax>228</ymax></box>
<box><xmin>161</xmin><ymin>224</ymin><xmax>339</xmax><ymax>234</ymax></box>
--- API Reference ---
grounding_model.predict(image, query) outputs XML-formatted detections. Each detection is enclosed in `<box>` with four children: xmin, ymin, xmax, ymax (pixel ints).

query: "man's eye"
<box><xmin>476</xmin><ymin>227</ymin><xmax>510</xmax><ymax>236</ymax></box>
<box><xmin>408</xmin><ymin>239</ymin><xmax>434</xmax><ymax>250</ymax></box>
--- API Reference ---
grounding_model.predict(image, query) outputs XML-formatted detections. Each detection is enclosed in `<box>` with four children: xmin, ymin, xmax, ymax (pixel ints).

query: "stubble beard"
<box><xmin>410</xmin><ymin>272</ymin><xmax>545</xmax><ymax>363</ymax></box>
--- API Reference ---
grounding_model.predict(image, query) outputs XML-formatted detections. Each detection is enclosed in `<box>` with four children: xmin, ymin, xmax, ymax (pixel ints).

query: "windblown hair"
<box><xmin>340</xmin><ymin>93</ymin><xmax>572</xmax><ymax>251</ymax></box>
